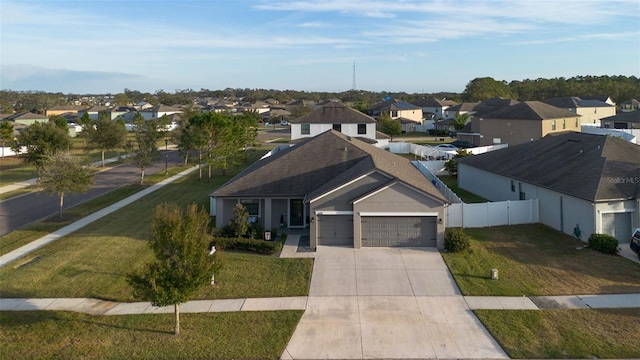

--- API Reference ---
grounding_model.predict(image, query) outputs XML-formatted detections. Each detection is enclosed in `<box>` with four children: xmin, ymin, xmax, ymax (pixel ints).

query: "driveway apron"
<box><xmin>282</xmin><ymin>246</ymin><xmax>508</xmax><ymax>359</ymax></box>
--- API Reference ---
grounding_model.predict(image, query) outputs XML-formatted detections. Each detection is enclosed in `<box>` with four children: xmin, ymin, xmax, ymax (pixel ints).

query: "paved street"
<box><xmin>0</xmin><ymin>150</ymin><xmax>182</xmax><ymax>236</ymax></box>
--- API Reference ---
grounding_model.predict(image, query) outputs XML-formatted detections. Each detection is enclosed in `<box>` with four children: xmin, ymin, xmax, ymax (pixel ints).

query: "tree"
<box><xmin>77</xmin><ymin>112</ymin><xmax>94</xmax><ymax>151</ymax></box>
<box><xmin>91</xmin><ymin>113</ymin><xmax>127</xmax><ymax>166</ymax></box>
<box><xmin>113</xmin><ymin>93</ymin><xmax>129</xmax><ymax>106</ymax></box>
<box><xmin>0</xmin><ymin>120</ymin><xmax>14</xmax><ymax>158</ymax></box>
<box><xmin>125</xmin><ymin>113</ymin><xmax>162</xmax><ymax>184</ymax></box>
<box><xmin>13</xmin><ymin>121</ymin><xmax>71</xmax><ymax>168</ymax></box>
<box><xmin>127</xmin><ymin>203</ymin><xmax>216</xmax><ymax>335</ymax></box>
<box><xmin>451</xmin><ymin>113</ymin><xmax>471</xmax><ymax>131</ymax></box>
<box><xmin>37</xmin><ymin>151</ymin><xmax>95</xmax><ymax>219</ymax></box>
<box><xmin>377</xmin><ymin>113</ymin><xmax>401</xmax><ymax>141</ymax></box>
<box><xmin>49</xmin><ymin>115</ymin><xmax>69</xmax><ymax>132</ymax></box>
<box><xmin>444</xmin><ymin>149</ymin><xmax>472</xmax><ymax>177</ymax></box>
<box><xmin>462</xmin><ymin>77</ymin><xmax>512</xmax><ymax>101</ymax></box>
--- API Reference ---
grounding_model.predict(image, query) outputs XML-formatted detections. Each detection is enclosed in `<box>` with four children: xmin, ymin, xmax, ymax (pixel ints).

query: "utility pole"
<box><xmin>352</xmin><ymin>60</ymin><xmax>356</xmax><ymax>91</ymax></box>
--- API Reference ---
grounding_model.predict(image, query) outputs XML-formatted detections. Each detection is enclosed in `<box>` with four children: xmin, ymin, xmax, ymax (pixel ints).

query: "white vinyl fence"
<box><xmin>446</xmin><ymin>199</ymin><xmax>539</xmax><ymax>228</ymax></box>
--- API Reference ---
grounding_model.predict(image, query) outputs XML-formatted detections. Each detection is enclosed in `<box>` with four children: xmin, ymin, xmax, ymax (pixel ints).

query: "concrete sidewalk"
<box><xmin>1</xmin><ymin>293</ymin><xmax>637</xmax><ymax>315</ymax></box>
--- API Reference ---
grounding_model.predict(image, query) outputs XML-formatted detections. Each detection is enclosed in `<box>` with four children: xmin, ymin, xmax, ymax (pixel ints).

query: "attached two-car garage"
<box><xmin>361</xmin><ymin>216</ymin><xmax>437</xmax><ymax>247</ymax></box>
<box><xmin>317</xmin><ymin>213</ymin><xmax>438</xmax><ymax>248</ymax></box>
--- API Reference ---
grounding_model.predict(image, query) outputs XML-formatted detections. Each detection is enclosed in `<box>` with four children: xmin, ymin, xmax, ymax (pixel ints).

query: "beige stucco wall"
<box><xmin>476</xmin><ymin>117</ymin><xmax>581</xmax><ymax>146</ymax></box>
<box><xmin>576</xmin><ymin>107</ymin><xmax>616</xmax><ymax>125</ymax></box>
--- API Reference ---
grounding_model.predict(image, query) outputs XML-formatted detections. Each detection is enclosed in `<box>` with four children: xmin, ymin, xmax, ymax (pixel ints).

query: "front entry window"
<box><xmin>289</xmin><ymin>199</ymin><xmax>304</xmax><ymax>227</ymax></box>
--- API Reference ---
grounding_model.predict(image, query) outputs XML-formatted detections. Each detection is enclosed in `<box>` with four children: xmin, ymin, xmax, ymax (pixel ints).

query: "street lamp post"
<box><xmin>164</xmin><ymin>139</ymin><xmax>168</xmax><ymax>175</ymax></box>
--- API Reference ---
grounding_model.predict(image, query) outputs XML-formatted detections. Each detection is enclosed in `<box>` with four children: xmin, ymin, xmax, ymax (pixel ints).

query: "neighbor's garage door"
<box><xmin>601</xmin><ymin>212</ymin><xmax>632</xmax><ymax>242</ymax></box>
<box><xmin>361</xmin><ymin>216</ymin><xmax>437</xmax><ymax>247</ymax></box>
<box><xmin>317</xmin><ymin>215</ymin><xmax>353</xmax><ymax>246</ymax></box>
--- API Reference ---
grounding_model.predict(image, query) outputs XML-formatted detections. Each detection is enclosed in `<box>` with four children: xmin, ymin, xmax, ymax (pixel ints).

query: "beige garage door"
<box><xmin>361</xmin><ymin>216</ymin><xmax>437</xmax><ymax>247</ymax></box>
<box><xmin>317</xmin><ymin>215</ymin><xmax>353</xmax><ymax>246</ymax></box>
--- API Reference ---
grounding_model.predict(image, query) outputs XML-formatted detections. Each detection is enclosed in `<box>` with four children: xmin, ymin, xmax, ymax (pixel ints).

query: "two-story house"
<box><xmin>289</xmin><ymin>102</ymin><xmax>380</xmax><ymax>144</ymax></box>
<box><xmin>456</xmin><ymin>101</ymin><xmax>581</xmax><ymax>146</ymax></box>
<box><xmin>543</xmin><ymin>97</ymin><xmax>615</xmax><ymax>126</ymax></box>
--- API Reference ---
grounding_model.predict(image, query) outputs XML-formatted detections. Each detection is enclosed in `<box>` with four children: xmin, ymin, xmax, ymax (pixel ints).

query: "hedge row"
<box><xmin>211</xmin><ymin>237</ymin><xmax>283</xmax><ymax>255</ymax></box>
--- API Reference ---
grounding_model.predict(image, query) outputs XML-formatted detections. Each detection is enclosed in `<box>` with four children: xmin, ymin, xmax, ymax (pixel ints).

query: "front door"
<box><xmin>289</xmin><ymin>199</ymin><xmax>305</xmax><ymax>227</ymax></box>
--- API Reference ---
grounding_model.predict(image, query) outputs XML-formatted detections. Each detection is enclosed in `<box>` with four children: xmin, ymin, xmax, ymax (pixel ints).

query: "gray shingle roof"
<box><xmin>601</xmin><ymin>110</ymin><xmax>640</xmax><ymax>123</ymax></box>
<box><xmin>458</xmin><ymin>131</ymin><xmax>640</xmax><ymax>201</ymax></box>
<box><xmin>544</xmin><ymin>97</ymin><xmax>612</xmax><ymax>109</ymax></box>
<box><xmin>410</xmin><ymin>98</ymin><xmax>458</xmax><ymax>108</ymax></box>
<box><xmin>212</xmin><ymin>130</ymin><xmax>448</xmax><ymax>203</ymax></box>
<box><xmin>289</xmin><ymin>102</ymin><xmax>376</xmax><ymax>124</ymax></box>
<box><xmin>481</xmin><ymin>101</ymin><xmax>579</xmax><ymax>120</ymax></box>
<box><xmin>368</xmin><ymin>99</ymin><xmax>421</xmax><ymax>112</ymax></box>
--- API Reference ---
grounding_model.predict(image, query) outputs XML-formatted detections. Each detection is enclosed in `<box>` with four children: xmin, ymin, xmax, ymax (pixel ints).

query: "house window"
<box><xmin>511</xmin><ymin>180</ymin><xmax>515</xmax><ymax>192</ymax></box>
<box><xmin>357</xmin><ymin>123</ymin><xmax>366</xmax><ymax>134</ymax></box>
<box><xmin>562</xmin><ymin>119</ymin><xmax>566</xmax><ymax>129</ymax></box>
<box><xmin>551</xmin><ymin>120</ymin><xmax>556</xmax><ymax>130</ymax></box>
<box><xmin>391</xmin><ymin>111</ymin><xmax>398</xmax><ymax>117</ymax></box>
<box><xmin>492</xmin><ymin>138</ymin><xmax>501</xmax><ymax>145</ymax></box>
<box><xmin>333</xmin><ymin>123</ymin><xmax>342</xmax><ymax>132</ymax></box>
<box><xmin>239</xmin><ymin>199</ymin><xmax>260</xmax><ymax>216</ymax></box>
<box><xmin>575</xmin><ymin>118</ymin><xmax>578</xmax><ymax>127</ymax></box>
<box><xmin>301</xmin><ymin>123</ymin><xmax>310</xmax><ymax>135</ymax></box>
<box><xmin>518</xmin><ymin>183</ymin><xmax>525</xmax><ymax>200</ymax></box>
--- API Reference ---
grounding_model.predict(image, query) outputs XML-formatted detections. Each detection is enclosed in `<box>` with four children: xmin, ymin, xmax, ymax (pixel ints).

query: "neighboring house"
<box><xmin>443</xmin><ymin>102</ymin><xmax>479</xmax><ymax>119</ymax></box>
<box><xmin>410</xmin><ymin>98</ymin><xmax>458</xmax><ymax>120</ymax></box>
<box><xmin>45</xmin><ymin>105</ymin><xmax>86</xmax><ymax>117</ymax></box>
<box><xmin>289</xmin><ymin>102</ymin><xmax>378</xmax><ymax>142</ymax></box>
<box><xmin>433</xmin><ymin>118</ymin><xmax>456</xmax><ymax>133</ymax></box>
<box><xmin>457</xmin><ymin>132</ymin><xmax>640</xmax><ymax>242</ymax></box>
<box><xmin>457</xmin><ymin>101</ymin><xmax>581</xmax><ymax>146</ymax></box>
<box><xmin>600</xmin><ymin>110</ymin><xmax>640</xmax><ymax>129</ymax></box>
<box><xmin>77</xmin><ymin>106</ymin><xmax>109</xmax><ymax>120</ymax></box>
<box><xmin>107</xmin><ymin>106</ymin><xmax>137</xmax><ymax>121</ymax></box>
<box><xmin>543</xmin><ymin>96</ymin><xmax>616</xmax><ymax>126</ymax></box>
<box><xmin>211</xmin><ymin>130</ymin><xmax>449</xmax><ymax>249</ymax></box>
<box><xmin>2</xmin><ymin>111</ymin><xmax>48</xmax><ymax>125</ymax></box>
<box><xmin>620</xmin><ymin>99</ymin><xmax>640</xmax><ymax>112</ymax></box>
<box><xmin>140</xmin><ymin>104</ymin><xmax>182</xmax><ymax>120</ymax></box>
<box><xmin>134</xmin><ymin>101</ymin><xmax>154</xmax><ymax>110</ymax></box>
<box><xmin>367</xmin><ymin>99</ymin><xmax>422</xmax><ymax>123</ymax></box>
<box><xmin>471</xmin><ymin>97</ymin><xmax>520</xmax><ymax>117</ymax></box>
<box><xmin>582</xmin><ymin>96</ymin><xmax>616</xmax><ymax>106</ymax></box>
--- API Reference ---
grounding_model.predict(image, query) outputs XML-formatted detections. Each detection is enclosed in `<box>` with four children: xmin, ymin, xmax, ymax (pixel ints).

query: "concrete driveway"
<box><xmin>282</xmin><ymin>246</ymin><xmax>508</xmax><ymax>359</ymax></box>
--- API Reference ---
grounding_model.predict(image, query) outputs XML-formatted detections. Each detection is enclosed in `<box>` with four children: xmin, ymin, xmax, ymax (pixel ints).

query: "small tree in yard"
<box><xmin>37</xmin><ymin>151</ymin><xmax>95</xmax><ymax>219</ymax></box>
<box><xmin>230</xmin><ymin>203</ymin><xmax>250</xmax><ymax>237</ymax></box>
<box><xmin>444</xmin><ymin>149</ymin><xmax>472</xmax><ymax>177</ymax></box>
<box><xmin>377</xmin><ymin>113</ymin><xmax>402</xmax><ymax>141</ymax></box>
<box><xmin>128</xmin><ymin>203</ymin><xmax>217</xmax><ymax>336</ymax></box>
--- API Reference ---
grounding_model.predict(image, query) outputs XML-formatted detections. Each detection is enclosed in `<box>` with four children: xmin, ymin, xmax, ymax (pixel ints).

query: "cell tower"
<box><xmin>352</xmin><ymin>60</ymin><xmax>356</xmax><ymax>91</ymax></box>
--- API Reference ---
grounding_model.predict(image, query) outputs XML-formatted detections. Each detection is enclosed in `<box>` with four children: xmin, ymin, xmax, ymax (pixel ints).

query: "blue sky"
<box><xmin>1</xmin><ymin>0</ymin><xmax>639</xmax><ymax>94</ymax></box>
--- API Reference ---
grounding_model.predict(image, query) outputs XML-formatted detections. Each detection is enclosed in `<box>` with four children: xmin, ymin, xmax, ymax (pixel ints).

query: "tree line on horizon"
<box><xmin>1</xmin><ymin>75</ymin><xmax>639</xmax><ymax>114</ymax></box>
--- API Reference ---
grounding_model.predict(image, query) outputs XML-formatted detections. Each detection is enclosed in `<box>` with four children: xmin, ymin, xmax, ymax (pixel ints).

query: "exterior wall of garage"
<box><xmin>353</xmin><ymin>183</ymin><xmax>446</xmax><ymax>249</ymax></box>
<box><xmin>309</xmin><ymin>172</ymin><xmax>391</xmax><ymax>248</ymax></box>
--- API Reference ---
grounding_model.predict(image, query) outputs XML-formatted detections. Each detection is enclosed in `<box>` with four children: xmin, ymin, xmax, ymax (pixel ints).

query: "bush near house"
<box><xmin>445</xmin><ymin>228</ymin><xmax>471</xmax><ymax>253</ymax></box>
<box><xmin>211</xmin><ymin>237</ymin><xmax>283</xmax><ymax>255</ymax></box>
<box><xmin>587</xmin><ymin>233</ymin><xmax>619</xmax><ymax>254</ymax></box>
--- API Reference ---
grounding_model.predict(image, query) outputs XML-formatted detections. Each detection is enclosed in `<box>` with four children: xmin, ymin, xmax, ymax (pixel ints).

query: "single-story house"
<box><xmin>600</xmin><ymin>110</ymin><xmax>640</xmax><ymax>129</ymax></box>
<box><xmin>457</xmin><ymin>131</ymin><xmax>640</xmax><ymax>242</ymax></box>
<box><xmin>367</xmin><ymin>99</ymin><xmax>423</xmax><ymax>123</ymax></box>
<box><xmin>2</xmin><ymin>111</ymin><xmax>48</xmax><ymax>125</ymax></box>
<box><xmin>211</xmin><ymin>130</ymin><xmax>449</xmax><ymax>249</ymax></box>
<box><xmin>620</xmin><ymin>99</ymin><xmax>640</xmax><ymax>112</ymax></box>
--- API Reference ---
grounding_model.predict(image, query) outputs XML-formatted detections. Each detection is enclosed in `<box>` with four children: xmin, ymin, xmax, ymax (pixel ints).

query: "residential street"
<box><xmin>0</xmin><ymin>150</ymin><xmax>183</xmax><ymax>236</ymax></box>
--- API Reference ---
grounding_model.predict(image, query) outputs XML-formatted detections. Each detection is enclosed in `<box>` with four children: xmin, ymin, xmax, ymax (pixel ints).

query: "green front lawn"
<box><xmin>476</xmin><ymin>308</ymin><xmax>640</xmax><ymax>359</ymax></box>
<box><xmin>443</xmin><ymin>224</ymin><xmax>640</xmax><ymax>358</ymax></box>
<box><xmin>0</xmin><ymin>310</ymin><xmax>302</xmax><ymax>360</ymax></box>
<box><xmin>442</xmin><ymin>224</ymin><xmax>640</xmax><ymax>296</ymax></box>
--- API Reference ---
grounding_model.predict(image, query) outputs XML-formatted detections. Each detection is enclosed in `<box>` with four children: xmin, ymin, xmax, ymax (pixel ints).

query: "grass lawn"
<box><xmin>438</xmin><ymin>175</ymin><xmax>487</xmax><ymax>203</ymax></box>
<box><xmin>475</xmin><ymin>308</ymin><xmax>640</xmax><ymax>359</ymax></box>
<box><xmin>443</xmin><ymin>224</ymin><xmax>640</xmax><ymax>358</ymax></box>
<box><xmin>442</xmin><ymin>224</ymin><xmax>640</xmax><ymax>296</ymax></box>
<box><xmin>0</xmin><ymin>150</ymin><xmax>312</xmax><ymax>301</ymax></box>
<box><xmin>0</xmin><ymin>310</ymin><xmax>302</xmax><ymax>360</ymax></box>
<box><xmin>0</xmin><ymin>165</ymin><xmax>187</xmax><ymax>256</ymax></box>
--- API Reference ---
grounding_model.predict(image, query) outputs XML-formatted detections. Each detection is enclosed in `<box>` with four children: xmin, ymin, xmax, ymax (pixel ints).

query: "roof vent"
<box><xmin>343</xmin><ymin>147</ymin><xmax>348</xmax><ymax>151</ymax></box>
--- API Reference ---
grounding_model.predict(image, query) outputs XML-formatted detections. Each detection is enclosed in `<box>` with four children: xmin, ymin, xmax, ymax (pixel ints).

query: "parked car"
<box><xmin>630</xmin><ymin>228</ymin><xmax>640</xmax><ymax>259</ymax></box>
<box><xmin>434</xmin><ymin>144</ymin><xmax>458</xmax><ymax>151</ymax></box>
<box><xmin>450</xmin><ymin>140</ymin><xmax>477</xmax><ymax>149</ymax></box>
<box><xmin>280</xmin><ymin>120</ymin><xmax>289</xmax><ymax>126</ymax></box>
